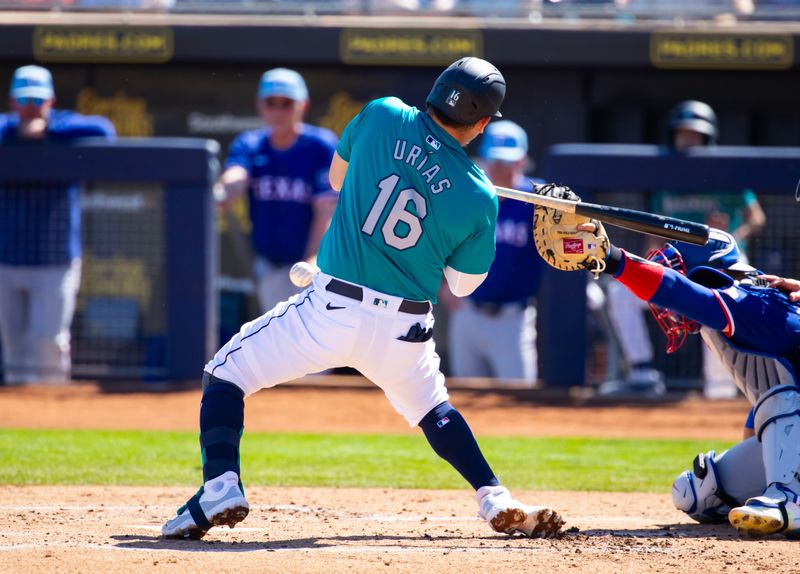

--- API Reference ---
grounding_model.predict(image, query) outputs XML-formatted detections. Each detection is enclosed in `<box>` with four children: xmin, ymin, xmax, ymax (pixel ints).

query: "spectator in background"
<box><xmin>0</xmin><ymin>65</ymin><xmax>116</xmax><ymax>385</ymax></box>
<box><xmin>215</xmin><ymin>68</ymin><xmax>338</xmax><ymax>313</ymax></box>
<box><xmin>603</xmin><ymin>100</ymin><xmax>766</xmax><ymax>399</ymax></box>
<box><xmin>440</xmin><ymin>120</ymin><xmax>543</xmax><ymax>385</ymax></box>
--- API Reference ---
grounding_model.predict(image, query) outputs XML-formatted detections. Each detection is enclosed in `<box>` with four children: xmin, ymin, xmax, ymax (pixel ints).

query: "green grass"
<box><xmin>0</xmin><ymin>429</ymin><xmax>734</xmax><ymax>492</ymax></box>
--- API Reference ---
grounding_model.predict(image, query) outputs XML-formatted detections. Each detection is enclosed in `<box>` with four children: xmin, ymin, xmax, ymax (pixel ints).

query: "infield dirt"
<box><xmin>1</xmin><ymin>383</ymin><xmax>794</xmax><ymax>574</ymax></box>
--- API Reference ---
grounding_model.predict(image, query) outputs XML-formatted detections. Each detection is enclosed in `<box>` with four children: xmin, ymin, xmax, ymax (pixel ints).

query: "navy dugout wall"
<box><xmin>0</xmin><ymin>139</ymin><xmax>218</xmax><ymax>382</ymax></box>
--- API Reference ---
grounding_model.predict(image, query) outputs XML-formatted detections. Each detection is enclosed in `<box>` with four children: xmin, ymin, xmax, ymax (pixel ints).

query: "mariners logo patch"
<box><xmin>563</xmin><ymin>238</ymin><xmax>584</xmax><ymax>254</ymax></box>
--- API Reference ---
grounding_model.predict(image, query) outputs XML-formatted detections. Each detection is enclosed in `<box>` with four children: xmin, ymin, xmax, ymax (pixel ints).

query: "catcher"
<box><xmin>532</xmin><ymin>184</ymin><xmax>800</xmax><ymax>538</ymax></box>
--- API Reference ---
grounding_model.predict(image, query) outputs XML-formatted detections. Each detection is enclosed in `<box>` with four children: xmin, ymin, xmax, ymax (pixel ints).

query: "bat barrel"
<box><xmin>575</xmin><ymin>204</ymin><xmax>709</xmax><ymax>246</ymax></box>
<box><xmin>494</xmin><ymin>184</ymin><xmax>709</xmax><ymax>246</ymax></box>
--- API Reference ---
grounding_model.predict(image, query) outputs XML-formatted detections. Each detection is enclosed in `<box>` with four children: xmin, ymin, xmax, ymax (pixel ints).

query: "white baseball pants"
<box><xmin>0</xmin><ymin>259</ymin><xmax>81</xmax><ymax>384</ymax></box>
<box><xmin>206</xmin><ymin>271</ymin><xmax>447</xmax><ymax>426</ymax></box>
<box><xmin>447</xmin><ymin>299</ymin><xmax>537</xmax><ymax>384</ymax></box>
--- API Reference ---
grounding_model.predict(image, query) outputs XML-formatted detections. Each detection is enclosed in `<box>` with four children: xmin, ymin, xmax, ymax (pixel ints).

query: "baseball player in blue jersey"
<box><xmin>442</xmin><ymin>120</ymin><xmax>544</xmax><ymax>383</ymax></box>
<box><xmin>0</xmin><ymin>65</ymin><xmax>116</xmax><ymax>384</ymax></box>
<box><xmin>162</xmin><ymin>57</ymin><xmax>564</xmax><ymax>540</ymax></box>
<box><xmin>215</xmin><ymin>68</ymin><xmax>338</xmax><ymax>312</ymax></box>
<box><xmin>533</xmin><ymin>185</ymin><xmax>800</xmax><ymax>537</ymax></box>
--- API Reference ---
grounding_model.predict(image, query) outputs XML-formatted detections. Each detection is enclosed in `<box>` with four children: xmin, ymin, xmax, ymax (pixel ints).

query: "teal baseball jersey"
<box><xmin>317</xmin><ymin>97</ymin><xmax>498</xmax><ymax>303</ymax></box>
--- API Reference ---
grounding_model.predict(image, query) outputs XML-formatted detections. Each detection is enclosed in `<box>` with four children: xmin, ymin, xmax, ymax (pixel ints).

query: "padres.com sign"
<box><xmin>651</xmin><ymin>32</ymin><xmax>793</xmax><ymax>70</ymax></box>
<box><xmin>341</xmin><ymin>29</ymin><xmax>482</xmax><ymax>65</ymax></box>
<box><xmin>34</xmin><ymin>27</ymin><xmax>173</xmax><ymax>63</ymax></box>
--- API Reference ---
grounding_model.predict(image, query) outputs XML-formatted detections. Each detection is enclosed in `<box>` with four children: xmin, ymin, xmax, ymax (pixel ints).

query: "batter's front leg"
<box><xmin>419</xmin><ymin>400</ymin><xmax>564</xmax><ymax>538</ymax></box>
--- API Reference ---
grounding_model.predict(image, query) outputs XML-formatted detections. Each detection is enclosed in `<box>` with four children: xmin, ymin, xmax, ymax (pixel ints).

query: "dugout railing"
<box><xmin>0</xmin><ymin>138</ymin><xmax>218</xmax><ymax>382</ymax></box>
<box><xmin>538</xmin><ymin>144</ymin><xmax>800</xmax><ymax>391</ymax></box>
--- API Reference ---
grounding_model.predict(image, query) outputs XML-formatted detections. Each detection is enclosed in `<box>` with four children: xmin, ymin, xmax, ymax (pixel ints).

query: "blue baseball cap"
<box><xmin>10</xmin><ymin>65</ymin><xmax>54</xmax><ymax>100</ymax></box>
<box><xmin>479</xmin><ymin>120</ymin><xmax>528</xmax><ymax>162</ymax></box>
<box><xmin>257</xmin><ymin>68</ymin><xmax>308</xmax><ymax>101</ymax></box>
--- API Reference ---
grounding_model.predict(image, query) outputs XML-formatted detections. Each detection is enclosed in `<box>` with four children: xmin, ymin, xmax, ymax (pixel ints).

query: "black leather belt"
<box><xmin>326</xmin><ymin>278</ymin><xmax>431</xmax><ymax>315</ymax></box>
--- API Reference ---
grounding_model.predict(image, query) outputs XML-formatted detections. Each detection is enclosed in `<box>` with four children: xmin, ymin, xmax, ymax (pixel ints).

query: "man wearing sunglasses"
<box><xmin>215</xmin><ymin>68</ymin><xmax>338</xmax><ymax>313</ymax></box>
<box><xmin>0</xmin><ymin>65</ymin><xmax>115</xmax><ymax>385</ymax></box>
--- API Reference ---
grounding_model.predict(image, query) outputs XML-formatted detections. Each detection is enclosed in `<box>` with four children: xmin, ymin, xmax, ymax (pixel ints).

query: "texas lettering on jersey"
<box><xmin>252</xmin><ymin>175</ymin><xmax>311</xmax><ymax>203</ymax></box>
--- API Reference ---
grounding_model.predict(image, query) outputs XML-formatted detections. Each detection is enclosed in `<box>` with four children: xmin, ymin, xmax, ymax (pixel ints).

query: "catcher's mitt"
<box><xmin>532</xmin><ymin>183</ymin><xmax>609</xmax><ymax>277</ymax></box>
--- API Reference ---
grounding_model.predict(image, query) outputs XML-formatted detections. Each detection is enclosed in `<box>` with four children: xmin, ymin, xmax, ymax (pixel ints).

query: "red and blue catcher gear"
<box><xmin>645</xmin><ymin>242</ymin><xmax>698</xmax><ymax>353</ymax></box>
<box><xmin>643</xmin><ymin>229</ymin><xmax>756</xmax><ymax>352</ymax></box>
<box><xmin>606</xmin><ymin>245</ymin><xmax>800</xmax><ymax>377</ymax></box>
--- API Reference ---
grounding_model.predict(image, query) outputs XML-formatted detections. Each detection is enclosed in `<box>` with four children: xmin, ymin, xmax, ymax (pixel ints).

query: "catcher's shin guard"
<box><xmin>752</xmin><ymin>385</ymin><xmax>800</xmax><ymax>489</ymax></box>
<box><xmin>672</xmin><ymin>450</ymin><xmax>738</xmax><ymax>524</ymax></box>
<box><xmin>729</xmin><ymin>385</ymin><xmax>800</xmax><ymax>537</ymax></box>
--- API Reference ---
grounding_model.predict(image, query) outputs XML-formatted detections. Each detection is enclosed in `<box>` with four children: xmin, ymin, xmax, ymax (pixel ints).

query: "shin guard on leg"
<box><xmin>672</xmin><ymin>450</ymin><xmax>739</xmax><ymax>523</ymax></box>
<box><xmin>754</xmin><ymin>384</ymin><xmax>800</xmax><ymax>489</ymax></box>
<box><xmin>729</xmin><ymin>384</ymin><xmax>800</xmax><ymax>537</ymax></box>
<box><xmin>200</xmin><ymin>373</ymin><xmax>245</xmax><ymax>482</ymax></box>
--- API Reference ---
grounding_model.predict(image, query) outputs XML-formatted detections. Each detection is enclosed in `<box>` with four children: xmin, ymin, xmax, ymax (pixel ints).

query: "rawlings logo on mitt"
<box><xmin>532</xmin><ymin>183</ymin><xmax>609</xmax><ymax>276</ymax></box>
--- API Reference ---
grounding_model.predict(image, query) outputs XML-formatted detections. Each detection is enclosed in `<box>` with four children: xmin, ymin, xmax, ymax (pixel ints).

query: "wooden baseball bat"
<box><xmin>494</xmin><ymin>184</ymin><xmax>710</xmax><ymax>246</ymax></box>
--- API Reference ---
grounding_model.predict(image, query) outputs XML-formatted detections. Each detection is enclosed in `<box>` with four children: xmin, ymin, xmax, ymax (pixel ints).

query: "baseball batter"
<box><xmin>533</xmin><ymin>184</ymin><xmax>800</xmax><ymax>538</ymax></box>
<box><xmin>162</xmin><ymin>58</ymin><xmax>564</xmax><ymax>540</ymax></box>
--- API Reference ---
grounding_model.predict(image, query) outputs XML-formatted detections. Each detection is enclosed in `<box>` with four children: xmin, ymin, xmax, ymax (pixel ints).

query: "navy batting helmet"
<box><xmin>668</xmin><ymin>100</ymin><xmax>718</xmax><ymax>145</ymax></box>
<box><xmin>426</xmin><ymin>57</ymin><xmax>506</xmax><ymax>125</ymax></box>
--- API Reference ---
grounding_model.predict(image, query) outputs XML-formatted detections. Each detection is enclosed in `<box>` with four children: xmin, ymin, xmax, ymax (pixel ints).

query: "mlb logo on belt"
<box><xmin>373</xmin><ymin>297</ymin><xmax>388</xmax><ymax>308</ymax></box>
<box><xmin>563</xmin><ymin>238</ymin><xmax>584</xmax><ymax>254</ymax></box>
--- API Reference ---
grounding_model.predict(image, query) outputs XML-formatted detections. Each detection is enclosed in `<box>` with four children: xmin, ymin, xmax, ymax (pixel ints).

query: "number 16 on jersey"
<box><xmin>362</xmin><ymin>174</ymin><xmax>427</xmax><ymax>250</ymax></box>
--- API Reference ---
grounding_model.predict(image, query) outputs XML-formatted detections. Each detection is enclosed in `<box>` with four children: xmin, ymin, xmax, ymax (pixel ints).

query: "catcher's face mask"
<box><xmin>645</xmin><ymin>243</ymin><xmax>699</xmax><ymax>353</ymax></box>
<box><xmin>645</xmin><ymin>228</ymin><xmax>756</xmax><ymax>353</ymax></box>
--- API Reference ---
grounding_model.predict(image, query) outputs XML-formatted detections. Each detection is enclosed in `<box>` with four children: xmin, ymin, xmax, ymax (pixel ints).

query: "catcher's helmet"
<box><xmin>426</xmin><ymin>57</ymin><xmax>506</xmax><ymax>125</ymax></box>
<box><xmin>668</xmin><ymin>228</ymin><xmax>754</xmax><ymax>274</ymax></box>
<box><xmin>668</xmin><ymin>100</ymin><xmax>718</xmax><ymax>145</ymax></box>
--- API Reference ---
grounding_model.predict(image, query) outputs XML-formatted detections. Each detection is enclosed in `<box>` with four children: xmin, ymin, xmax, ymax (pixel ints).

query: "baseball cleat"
<box><xmin>476</xmin><ymin>485</ymin><xmax>565</xmax><ymax>538</ymax></box>
<box><xmin>162</xmin><ymin>471</ymin><xmax>249</xmax><ymax>540</ymax></box>
<box><xmin>728</xmin><ymin>483</ymin><xmax>800</xmax><ymax>538</ymax></box>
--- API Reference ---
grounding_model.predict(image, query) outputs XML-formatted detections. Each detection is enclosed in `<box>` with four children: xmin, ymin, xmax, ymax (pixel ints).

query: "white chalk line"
<box><xmin>0</xmin><ymin>504</ymin><xmax>660</xmax><ymax>525</ymax></box>
<box><xmin>0</xmin><ymin>541</ymin><xmax>675</xmax><ymax>556</ymax></box>
<box><xmin>0</xmin><ymin>504</ymin><xmax>312</xmax><ymax>512</ymax></box>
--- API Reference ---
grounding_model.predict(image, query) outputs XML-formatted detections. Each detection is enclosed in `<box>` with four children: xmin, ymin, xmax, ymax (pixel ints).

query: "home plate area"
<box><xmin>1</xmin><ymin>486</ymin><xmax>796</xmax><ymax>574</ymax></box>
